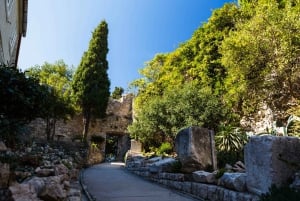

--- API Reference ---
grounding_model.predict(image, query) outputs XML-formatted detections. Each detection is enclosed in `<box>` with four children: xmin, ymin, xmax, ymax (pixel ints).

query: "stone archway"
<box><xmin>105</xmin><ymin>132</ymin><xmax>130</xmax><ymax>162</ymax></box>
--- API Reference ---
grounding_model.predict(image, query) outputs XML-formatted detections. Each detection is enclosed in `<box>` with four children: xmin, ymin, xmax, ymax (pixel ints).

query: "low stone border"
<box><xmin>127</xmin><ymin>166</ymin><xmax>259</xmax><ymax>201</ymax></box>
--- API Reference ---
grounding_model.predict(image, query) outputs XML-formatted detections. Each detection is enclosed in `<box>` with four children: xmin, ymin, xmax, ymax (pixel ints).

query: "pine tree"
<box><xmin>72</xmin><ymin>21</ymin><xmax>110</xmax><ymax>140</ymax></box>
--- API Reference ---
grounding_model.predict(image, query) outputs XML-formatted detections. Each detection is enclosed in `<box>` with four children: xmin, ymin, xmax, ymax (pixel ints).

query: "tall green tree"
<box><xmin>26</xmin><ymin>60</ymin><xmax>74</xmax><ymax>140</ymax></box>
<box><xmin>72</xmin><ymin>21</ymin><xmax>110</xmax><ymax>140</ymax></box>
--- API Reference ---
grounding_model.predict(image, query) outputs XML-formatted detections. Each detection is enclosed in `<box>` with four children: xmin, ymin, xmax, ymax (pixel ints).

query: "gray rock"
<box><xmin>148</xmin><ymin>158</ymin><xmax>177</xmax><ymax>173</ymax></box>
<box><xmin>0</xmin><ymin>141</ymin><xmax>7</xmax><ymax>152</ymax></box>
<box><xmin>245</xmin><ymin>135</ymin><xmax>300</xmax><ymax>195</ymax></box>
<box><xmin>25</xmin><ymin>176</ymin><xmax>46</xmax><ymax>195</ymax></box>
<box><xmin>39</xmin><ymin>182</ymin><xmax>66</xmax><ymax>201</ymax></box>
<box><xmin>54</xmin><ymin>164</ymin><xmax>69</xmax><ymax>176</ymax></box>
<box><xmin>290</xmin><ymin>172</ymin><xmax>300</xmax><ymax>191</ymax></box>
<box><xmin>9</xmin><ymin>183</ymin><xmax>41</xmax><ymax>201</ymax></box>
<box><xmin>35</xmin><ymin>167</ymin><xmax>55</xmax><ymax>177</ymax></box>
<box><xmin>219</xmin><ymin>172</ymin><xmax>247</xmax><ymax>192</ymax></box>
<box><xmin>192</xmin><ymin>170</ymin><xmax>216</xmax><ymax>184</ymax></box>
<box><xmin>175</xmin><ymin>126</ymin><xmax>217</xmax><ymax>173</ymax></box>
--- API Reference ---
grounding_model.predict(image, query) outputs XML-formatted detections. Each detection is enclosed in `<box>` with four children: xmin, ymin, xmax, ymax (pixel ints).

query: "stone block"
<box><xmin>191</xmin><ymin>182</ymin><xmax>208</xmax><ymax>200</ymax></box>
<box><xmin>130</xmin><ymin>140</ymin><xmax>142</xmax><ymax>153</ymax></box>
<box><xmin>245</xmin><ymin>135</ymin><xmax>300</xmax><ymax>195</ymax></box>
<box><xmin>219</xmin><ymin>173</ymin><xmax>247</xmax><ymax>192</ymax></box>
<box><xmin>148</xmin><ymin>158</ymin><xmax>177</xmax><ymax>173</ymax></box>
<box><xmin>192</xmin><ymin>170</ymin><xmax>216</xmax><ymax>184</ymax></box>
<box><xmin>175</xmin><ymin>126</ymin><xmax>217</xmax><ymax>173</ymax></box>
<box><xmin>182</xmin><ymin>182</ymin><xmax>192</xmax><ymax>193</ymax></box>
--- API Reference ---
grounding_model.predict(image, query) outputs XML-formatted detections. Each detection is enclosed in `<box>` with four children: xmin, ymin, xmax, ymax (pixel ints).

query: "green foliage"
<box><xmin>26</xmin><ymin>60</ymin><xmax>75</xmax><ymax>140</ymax></box>
<box><xmin>215</xmin><ymin>125</ymin><xmax>248</xmax><ymax>152</ymax></box>
<box><xmin>72</xmin><ymin>21</ymin><xmax>110</xmax><ymax>140</ymax></box>
<box><xmin>260</xmin><ymin>185</ymin><xmax>300</xmax><ymax>201</ymax></box>
<box><xmin>215</xmin><ymin>168</ymin><xmax>226</xmax><ymax>179</ymax></box>
<box><xmin>287</xmin><ymin>105</ymin><xmax>300</xmax><ymax>137</ymax></box>
<box><xmin>215</xmin><ymin>125</ymin><xmax>248</xmax><ymax>167</ymax></box>
<box><xmin>129</xmin><ymin>83</ymin><xmax>226</xmax><ymax>149</ymax></box>
<box><xmin>221</xmin><ymin>0</ymin><xmax>300</xmax><ymax>116</ymax></box>
<box><xmin>128</xmin><ymin>0</ymin><xmax>300</xmax><ymax>151</ymax></box>
<box><xmin>0</xmin><ymin>64</ymin><xmax>49</xmax><ymax>145</ymax></box>
<box><xmin>156</xmin><ymin>142</ymin><xmax>173</xmax><ymax>155</ymax></box>
<box><xmin>111</xmin><ymin>86</ymin><xmax>124</xmax><ymax>99</ymax></box>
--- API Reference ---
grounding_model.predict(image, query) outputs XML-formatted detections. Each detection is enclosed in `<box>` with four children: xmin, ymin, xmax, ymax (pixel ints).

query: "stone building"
<box><xmin>29</xmin><ymin>94</ymin><xmax>134</xmax><ymax>162</ymax></box>
<box><xmin>0</xmin><ymin>0</ymin><xmax>28</xmax><ymax>66</ymax></box>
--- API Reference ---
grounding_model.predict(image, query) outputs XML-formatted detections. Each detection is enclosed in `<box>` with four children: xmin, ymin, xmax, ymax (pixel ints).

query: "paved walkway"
<box><xmin>82</xmin><ymin>162</ymin><xmax>200</xmax><ymax>201</ymax></box>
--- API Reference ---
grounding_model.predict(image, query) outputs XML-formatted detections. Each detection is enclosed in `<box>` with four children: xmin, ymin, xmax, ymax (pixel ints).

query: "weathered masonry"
<box><xmin>29</xmin><ymin>94</ymin><xmax>134</xmax><ymax>163</ymax></box>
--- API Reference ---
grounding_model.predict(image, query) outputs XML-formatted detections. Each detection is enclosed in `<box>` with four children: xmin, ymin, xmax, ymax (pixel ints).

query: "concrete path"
<box><xmin>82</xmin><ymin>162</ymin><xmax>200</xmax><ymax>201</ymax></box>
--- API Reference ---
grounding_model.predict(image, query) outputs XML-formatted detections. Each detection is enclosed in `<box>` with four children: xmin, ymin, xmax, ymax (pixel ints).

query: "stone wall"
<box><xmin>28</xmin><ymin>94</ymin><xmax>133</xmax><ymax>163</ymax></box>
<box><xmin>28</xmin><ymin>94</ymin><xmax>133</xmax><ymax>141</ymax></box>
<box><xmin>126</xmin><ymin>156</ymin><xmax>259</xmax><ymax>201</ymax></box>
<box><xmin>126</xmin><ymin>135</ymin><xmax>300</xmax><ymax>201</ymax></box>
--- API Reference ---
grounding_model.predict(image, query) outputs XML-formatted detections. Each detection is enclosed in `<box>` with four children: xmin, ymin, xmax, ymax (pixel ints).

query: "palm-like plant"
<box><xmin>215</xmin><ymin>124</ymin><xmax>248</xmax><ymax>152</ymax></box>
<box><xmin>215</xmin><ymin>124</ymin><xmax>248</xmax><ymax>167</ymax></box>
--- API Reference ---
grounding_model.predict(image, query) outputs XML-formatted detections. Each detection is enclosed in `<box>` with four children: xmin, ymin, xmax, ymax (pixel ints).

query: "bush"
<box><xmin>156</xmin><ymin>142</ymin><xmax>173</xmax><ymax>155</ymax></box>
<box><xmin>260</xmin><ymin>185</ymin><xmax>300</xmax><ymax>201</ymax></box>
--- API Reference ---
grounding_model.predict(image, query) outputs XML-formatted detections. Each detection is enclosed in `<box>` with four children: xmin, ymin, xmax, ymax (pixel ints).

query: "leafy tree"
<box><xmin>128</xmin><ymin>82</ymin><xmax>225</xmax><ymax>149</ymax></box>
<box><xmin>0</xmin><ymin>64</ymin><xmax>49</xmax><ymax>146</ymax></box>
<box><xmin>26</xmin><ymin>60</ymin><xmax>74</xmax><ymax>140</ymax></box>
<box><xmin>111</xmin><ymin>87</ymin><xmax>124</xmax><ymax>99</ymax></box>
<box><xmin>129</xmin><ymin>3</ymin><xmax>240</xmax><ymax>148</ymax></box>
<box><xmin>72</xmin><ymin>21</ymin><xmax>110</xmax><ymax>141</ymax></box>
<box><xmin>221</xmin><ymin>0</ymin><xmax>300</xmax><ymax>120</ymax></box>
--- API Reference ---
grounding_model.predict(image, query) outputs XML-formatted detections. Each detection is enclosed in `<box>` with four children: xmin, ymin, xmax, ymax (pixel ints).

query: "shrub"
<box><xmin>156</xmin><ymin>142</ymin><xmax>173</xmax><ymax>155</ymax></box>
<box><xmin>215</xmin><ymin>124</ymin><xmax>248</xmax><ymax>168</ymax></box>
<box><xmin>260</xmin><ymin>185</ymin><xmax>300</xmax><ymax>201</ymax></box>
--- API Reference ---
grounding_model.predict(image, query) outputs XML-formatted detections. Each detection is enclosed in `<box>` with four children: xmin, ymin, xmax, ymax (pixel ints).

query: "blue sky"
<box><xmin>18</xmin><ymin>0</ymin><xmax>232</xmax><ymax>92</ymax></box>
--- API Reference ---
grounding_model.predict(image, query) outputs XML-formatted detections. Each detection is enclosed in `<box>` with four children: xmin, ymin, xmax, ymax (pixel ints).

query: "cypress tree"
<box><xmin>72</xmin><ymin>21</ymin><xmax>110</xmax><ymax>140</ymax></box>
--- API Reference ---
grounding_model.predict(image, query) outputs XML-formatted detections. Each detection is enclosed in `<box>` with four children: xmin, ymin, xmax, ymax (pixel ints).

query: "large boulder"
<box><xmin>219</xmin><ymin>173</ymin><xmax>247</xmax><ymax>192</ymax></box>
<box><xmin>245</xmin><ymin>135</ymin><xmax>300</xmax><ymax>195</ymax></box>
<box><xmin>175</xmin><ymin>126</ymin><xmax>217</xmax><ymax>173</ymax></box>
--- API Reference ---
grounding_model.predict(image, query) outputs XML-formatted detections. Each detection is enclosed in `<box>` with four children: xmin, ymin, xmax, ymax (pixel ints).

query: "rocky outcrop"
<box><xmin>245</xmin><ymin>135</ymin><xmax>300</xmax><ymax>195</ymax></box>
<box><xmin>175</xmin><ymin>127</ymin><xmax>217</xmax><ymax>173</ymax></box>
<box><xmin>0</xmin><ymin>141</ymin><xmax>86</xmax><ymax>201</ymax></box>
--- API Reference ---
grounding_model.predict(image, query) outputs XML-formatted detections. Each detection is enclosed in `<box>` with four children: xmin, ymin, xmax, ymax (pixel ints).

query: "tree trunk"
<box><xmin>82</xmin><ymin>108</ymin><xmax>91</xmax><ymax>141</ymax></box>
<box><xmin>50</xmin><ymin>119</ymin><xmax>56</xmax><ymax>141</ymax></box>
<box><xmin>46</xmin><ymin>117</ymin><xmax>51</xmax><ymax>141</ymax></box>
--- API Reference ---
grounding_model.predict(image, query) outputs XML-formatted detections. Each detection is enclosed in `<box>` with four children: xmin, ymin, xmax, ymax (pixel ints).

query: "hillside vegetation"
<box><xmin>128</xmin><ymin>0</ymin><xmax>300</xmax><ymax>152</ymax></box>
